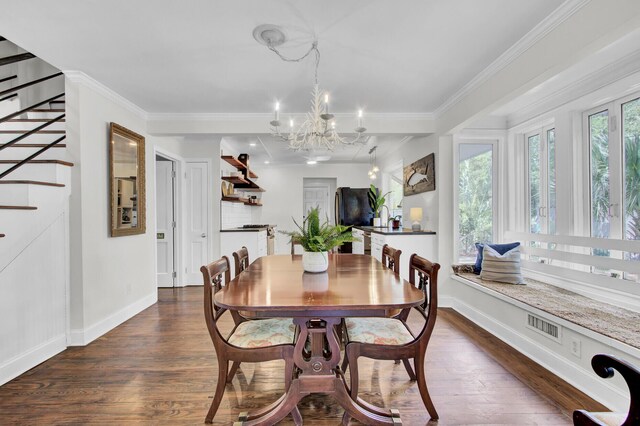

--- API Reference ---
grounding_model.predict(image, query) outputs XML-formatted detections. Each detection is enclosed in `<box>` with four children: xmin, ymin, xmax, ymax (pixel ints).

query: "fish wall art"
<box><xmin>403</xmin><ymin>153</ymin><xmax>435</xmax><ymax>196</ymax></box>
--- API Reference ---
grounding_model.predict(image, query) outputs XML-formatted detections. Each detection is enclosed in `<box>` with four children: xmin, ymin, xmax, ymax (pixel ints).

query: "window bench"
<box><xmin>451</xmin><ymin>265</ymin><xmax>640</xmax><ymax>351</ymax></box>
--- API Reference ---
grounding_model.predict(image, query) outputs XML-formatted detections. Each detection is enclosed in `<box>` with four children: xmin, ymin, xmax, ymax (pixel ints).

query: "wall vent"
<box><xmin>526</xmin><ymin>313</ymin><xmax>561</xmax><ymax>343</ymax></box>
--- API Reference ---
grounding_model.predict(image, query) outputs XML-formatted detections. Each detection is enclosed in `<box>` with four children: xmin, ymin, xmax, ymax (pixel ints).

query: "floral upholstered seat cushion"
<box><xmin>345</xmin><ymin>317</ymin><xmax>414</xmax><ymax>346</ymax></box>
<box><xmin>227</xmin><ymin>318</ymin><xmax>296</xmax><ymax>348</ymax></box>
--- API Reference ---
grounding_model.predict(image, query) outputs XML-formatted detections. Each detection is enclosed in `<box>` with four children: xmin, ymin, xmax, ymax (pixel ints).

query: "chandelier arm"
<box><xmin>267</xmin><ymin>41</ymin><xmax>318</xmax><ymax>63</ymax></box>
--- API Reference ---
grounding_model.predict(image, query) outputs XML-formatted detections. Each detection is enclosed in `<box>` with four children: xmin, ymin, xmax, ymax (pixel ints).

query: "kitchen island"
<box><xmin>352</xmin><ymin>226</ymin><xmax>437</xmax><ymax>281</ymax></box>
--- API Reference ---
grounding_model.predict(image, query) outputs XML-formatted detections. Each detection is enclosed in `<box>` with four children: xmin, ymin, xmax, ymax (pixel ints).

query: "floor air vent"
<box><xmin>526</xmin><ymin>314</ymin><xmax>561</xmax><ymax>342</ymax></box>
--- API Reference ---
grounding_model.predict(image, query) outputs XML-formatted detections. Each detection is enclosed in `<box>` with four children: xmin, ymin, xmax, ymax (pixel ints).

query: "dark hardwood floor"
<box><xmin>0</xmin><ymin>288</ymin><xmax>606</xmax><ymax>425</ymax></box>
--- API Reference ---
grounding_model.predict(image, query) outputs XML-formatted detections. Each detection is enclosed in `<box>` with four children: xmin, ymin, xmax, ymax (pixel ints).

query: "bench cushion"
<box><xmin>452</xmin><ymin>270</ymin><xmax>640</xmax><ymax>350</ymax></box>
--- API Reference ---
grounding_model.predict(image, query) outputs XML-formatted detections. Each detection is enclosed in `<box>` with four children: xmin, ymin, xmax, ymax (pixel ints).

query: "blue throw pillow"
<box><xmin>473</xmin><ymin>242</ymin><xmax>520</xmax><ymax>274</ymax></box>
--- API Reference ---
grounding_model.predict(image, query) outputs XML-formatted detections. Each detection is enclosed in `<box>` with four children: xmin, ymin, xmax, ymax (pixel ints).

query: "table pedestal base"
<box><xmin>237</xmin><ymin>317</ymin><xmax>402</xmax><ymax>426</ymax></box>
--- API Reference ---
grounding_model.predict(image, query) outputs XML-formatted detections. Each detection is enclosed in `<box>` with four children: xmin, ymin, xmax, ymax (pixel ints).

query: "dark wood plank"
<box><xmin>0</xmin><ymin>180</ymin><xmax>64</xmax><ymax>187</ymax></box>
<box><xmin>0</xmin><ymin>159</ymin><xmax>73</xmax><ymax>166</ymax></box>
<box><xmin>2</xmin><ymin>143</ymin><xmax>66</xmax><ymax>148</ymax></box>
<box><xmin>0</xmin><ymin>130</ymin><xmax>64</xmax><ymax>134</ymax></box>
<box><xmin>0</xmin><ymin>52</ymin><xmax>35</xmax><ymax>66</ymax></box>
<box><xmin>0</xmin><ymin>205</ymin><xmax>37</xmax><ymax>210</ymax></box>
<box><xmin>0</xmin><ymin>287</ymin><xmax>606</xmax><ymax>425</ymax></box>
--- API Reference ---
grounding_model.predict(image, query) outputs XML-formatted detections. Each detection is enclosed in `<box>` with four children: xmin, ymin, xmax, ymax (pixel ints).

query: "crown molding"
<box><xmin>63</xmin><ymin>70</ymin><xmax>148</xmax><ymax>119</ymax></box>
<box><xmin>146</xmin><ymin>111</ymin><xmax>434</xmax><ymax>122</ymax></box>
<box><xmin>433</xmin><ymin>0</ymin><xmax>591</xmax><ymax>118</ymax></box>
<box><xmin>506</xmin><ymin>47</ymin><xmax>640</xmax><ymax>128</ymax></box>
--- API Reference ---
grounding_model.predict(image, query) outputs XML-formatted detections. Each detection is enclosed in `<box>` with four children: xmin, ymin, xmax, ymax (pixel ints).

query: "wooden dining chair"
<box><xmin>381</xmin><ymin>244</ymin><xmax>401</xmax><ymax>274</ymax></box>
<box><xmin>573</xmin><ymin>354</ymin><xmax>640</xmax><ymax>426</ymax></box>
<box><xmin>201</xmin><ymin>256</ymin><xmax>300</xmax><ymax>424</ymax></box>
<box><xmin>232</xmin><ymin>246</ymin><xmax>250</xmax><ymax>277</ymax></box>
<box><xmin>290</xmin><ymin>240</ymin><xmax>302</xmax><ymax>255</ymax></box>
<box><xmin>341</xmin><ymin>254</ymin><xmax>440</xmax><ymax>420</ymax></box>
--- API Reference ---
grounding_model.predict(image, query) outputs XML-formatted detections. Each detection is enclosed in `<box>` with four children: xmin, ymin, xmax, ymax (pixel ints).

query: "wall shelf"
<box><xmin>221</xmin><ymin>175</ymin><xmax>249</xmax><ymax>185</ymax></box>
<box><xmin>221</xmin><ymin>155</ymin><xmax>258</xmax><ymax>179</ymax></box>
<box><xmin>221</xmin><ymin>155</ymin><xmax>265</xmax><ymax>191</ymax></box>
<box><xmin>222</xmin><ymin>196</ymin><xmax>249</xmax><ymax>203</ymax></box>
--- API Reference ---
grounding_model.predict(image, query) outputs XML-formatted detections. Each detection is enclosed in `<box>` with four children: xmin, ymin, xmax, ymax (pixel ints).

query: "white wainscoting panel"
<box><xmin>0</xmin><ymin>213</ymin><xmax>68</xmax><ymax>385</ymax></box>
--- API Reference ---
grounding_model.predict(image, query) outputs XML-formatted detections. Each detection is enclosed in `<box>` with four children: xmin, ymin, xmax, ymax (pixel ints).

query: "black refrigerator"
<box><xmin>335</xmin><ymin>187</ymin><xmax>374</xmax><ymax>253</ymax></box>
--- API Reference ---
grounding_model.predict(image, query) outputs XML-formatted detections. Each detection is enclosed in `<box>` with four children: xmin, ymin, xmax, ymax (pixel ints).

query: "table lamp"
<box><xmin>410</xmin><ymin>207</ymin><xmax>423</xmax><ymax>231</ymax></box>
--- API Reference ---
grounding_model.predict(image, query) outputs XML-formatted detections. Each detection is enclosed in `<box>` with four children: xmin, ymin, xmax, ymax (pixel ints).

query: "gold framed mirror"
<box><xmin>109</xmin><ymin>123</ymin><xmax>146</xmax><ymax>237</ymax></box>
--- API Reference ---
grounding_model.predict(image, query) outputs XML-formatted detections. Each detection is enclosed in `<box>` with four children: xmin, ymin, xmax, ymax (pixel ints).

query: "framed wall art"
<box><xmin>403</xmin><ymin>153</ymin><xmax>435</xmax><ymax>196</ymax></box>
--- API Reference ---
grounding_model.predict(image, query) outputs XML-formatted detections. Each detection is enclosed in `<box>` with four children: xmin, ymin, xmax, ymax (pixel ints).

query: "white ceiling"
<box><xmin>0</xmin><ymin>0</ymin><xmax>564</xmax><ymax>114</ymax></box>
<box><xmin>220</xmin><ymin>133</ymin><xmax>415</xmax><ymax>166</ymax></box>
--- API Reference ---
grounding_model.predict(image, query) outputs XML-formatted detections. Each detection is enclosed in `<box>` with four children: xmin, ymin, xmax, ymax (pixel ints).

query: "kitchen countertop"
<box><xmin>220</xmin><ymin>225</ymin><xmax>276</xmax><ymax>233</ymax></box>
<box><xmin>353</xmin><ymin>226</ymin><xmax>436</xmax><ymax>235</ymax></box>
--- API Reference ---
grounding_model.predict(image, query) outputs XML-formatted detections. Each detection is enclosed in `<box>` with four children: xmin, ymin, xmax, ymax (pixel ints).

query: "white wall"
<box><xmin>65</xmin><ymin>75</ymin><xmax>156</xmax><ymax>345</ymax></box>
<box><xmin>252</xmin><ymin>163</ymin><xmax>372</xmax><ymax>254</ymax></box>
<box><xmin>378</xmin><ymin>136</ymin><xmax>439</xmax><ymax>233</ymax></box>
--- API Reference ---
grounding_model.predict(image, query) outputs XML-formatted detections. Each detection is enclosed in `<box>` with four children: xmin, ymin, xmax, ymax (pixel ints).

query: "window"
<box><xmin>526</xmin><ymin>126</ymin><xmax>556</xmax><ymax>235</ymax></box>
<box><xmin>585</xmin><ymin>94</ymin><xmax>640</xmax><ymax>281</ymax></box>
<box><xmin>456</xmin><ymin>142</ymin><xmax>497</xmax><ymax>262</ymax></box>
<box><xmin>386</xmin><ymin>167</ymin><xmax>404</xmax><ymax>220</ymax></box>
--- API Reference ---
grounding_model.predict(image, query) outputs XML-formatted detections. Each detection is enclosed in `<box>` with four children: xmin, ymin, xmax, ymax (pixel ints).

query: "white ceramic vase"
<box><xmin>302</xmin><ymin>251</ymin><xmax>329</xmax><ymax>273</ymax></box>
<box><xmin>373</xmin><ymin>217</ymin><xmax>382</xmax><ymax>227</ymax></box>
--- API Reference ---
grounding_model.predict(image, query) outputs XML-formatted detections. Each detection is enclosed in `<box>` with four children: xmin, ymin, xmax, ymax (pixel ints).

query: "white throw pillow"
<box><xmin>480</xmin><ymin>245</ymin><xmax>524</xmax><ymax>284</ymax></box>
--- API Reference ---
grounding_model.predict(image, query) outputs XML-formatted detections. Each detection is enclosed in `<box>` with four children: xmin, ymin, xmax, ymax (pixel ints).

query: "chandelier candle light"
<box><xmin>255</xmin><ymin>24</ymin><xmax>367</xmax><ymax>151</ymax></box>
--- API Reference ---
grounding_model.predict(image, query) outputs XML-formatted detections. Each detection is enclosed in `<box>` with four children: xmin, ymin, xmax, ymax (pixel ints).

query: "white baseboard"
<box><xmin>68</xmin><ymin>292</ymin><xmax>157</xmax><ymax>346</ymax></box>
<box><xmin>0</xmin><ymin>334</ymin><xmax>66</xmax><ymax>386</ymax></box>
<box><xmin>448</xmin><ymin>296</ymin><xmax>627</xmax><ymax>412</ymax></box>
<box><xmin>439</xmin><ymin>295</ymin><xmax>455</xmax><ymax>308</ymax></box>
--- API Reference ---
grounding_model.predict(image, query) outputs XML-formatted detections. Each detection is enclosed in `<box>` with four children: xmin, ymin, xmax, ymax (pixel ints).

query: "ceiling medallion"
<box><xmin>255</xmin><ymin>25</ymin><xmax>366</xmax><ymax>151</ymax></box>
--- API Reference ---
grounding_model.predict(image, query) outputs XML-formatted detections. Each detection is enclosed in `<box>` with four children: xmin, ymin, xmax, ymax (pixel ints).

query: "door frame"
<box><xmin>153</xmin><ymin>147</ymin><xmax>183</xmax><ymax>288</ymax></box>
<box><xmin>184</xmin><ymin>158</ymin><xmax>213</xmax><ymax>286</ymax></box>
<box><xmin>302</xmin><ymin>179</ymin><xmax>333</xmax><ymax>223</ymax></box>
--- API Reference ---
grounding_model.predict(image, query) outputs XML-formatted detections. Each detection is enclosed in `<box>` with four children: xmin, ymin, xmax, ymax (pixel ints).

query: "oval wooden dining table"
<box><xmin>214</xmin><ymin>253</ymin><xmax>425</xmax><ymax>425</ymax></box>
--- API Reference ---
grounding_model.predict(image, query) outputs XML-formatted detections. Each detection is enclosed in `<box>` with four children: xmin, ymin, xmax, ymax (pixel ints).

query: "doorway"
<box><xmin>155</xmin><ymin>154</ymin><xmax>177</xmax><ymax>287</ymax></box>
<box><xmin>303</xmin><ymin>178</ymin><xmax>337</xmax><ymax>223</ymax></box>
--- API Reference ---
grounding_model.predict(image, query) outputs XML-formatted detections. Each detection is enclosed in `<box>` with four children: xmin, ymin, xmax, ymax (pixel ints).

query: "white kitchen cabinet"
<box><xmin>362</xmin><ymin>228</ymin><xmax>437</xmax><ymax>282</ymax></box>
<box><xmin>352</xmin><ymin>228</ymin><xmax>365</xmax><ymax>255</ymax></box>
<box><xmin>220</xmin><ymin>230</ymin><xmax>267</xmax><ymax>273</ymax></box>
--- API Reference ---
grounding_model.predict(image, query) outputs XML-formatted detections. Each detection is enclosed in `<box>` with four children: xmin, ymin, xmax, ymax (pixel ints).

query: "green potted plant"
<box><xmin>388</xmin><ymin>215</ymin><xmax>402</xmax><ymax>230</ymax></box>
<box><xmin>368</xmin><ymin>184</ymin><xmax>391</xmax><ymax>227</ymax></box>
<box><xmin>281</xmin><ymin>207</ymin><xmax>358</xmax><ymax>273</ymax></box>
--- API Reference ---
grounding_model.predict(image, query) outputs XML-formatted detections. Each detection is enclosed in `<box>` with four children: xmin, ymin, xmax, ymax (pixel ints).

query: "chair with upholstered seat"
<box><xmin>341</xmin><ymin>253</ymin><xmax>440</xmax><ymax>420</ymax></box>
<box><xmin>573</xmin><ymin>354</ymin><xmax>639</xmax><ymax>426</ymax></box>
<box><xmin>201</xmin><ymin>256</ymin><xmax>300</xmax><ymax>424</ymax></box>
<box><xmin>232</xmin><ymin>246</ymin><xmax>250</xmax><ymax>276</ymax></box>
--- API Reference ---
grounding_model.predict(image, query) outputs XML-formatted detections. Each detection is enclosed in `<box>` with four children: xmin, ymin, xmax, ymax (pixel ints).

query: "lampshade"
<box><xmin>409</xmin><ymin>207</ymin><xmax>423</xmax><ymax>222</ymax></box>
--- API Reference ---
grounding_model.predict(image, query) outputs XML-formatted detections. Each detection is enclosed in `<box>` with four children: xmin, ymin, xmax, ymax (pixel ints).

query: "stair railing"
<box><xmin>0</xmin><ymin>58</ymin><xmax>65</xmax><ymax>179</ymax></box>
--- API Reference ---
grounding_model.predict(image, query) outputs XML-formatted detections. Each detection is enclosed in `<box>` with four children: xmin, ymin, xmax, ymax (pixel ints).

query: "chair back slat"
<box><xmin>201</xmin><ymin>256</ymin><xmax>231</xmax><ymax>346</ymax></box>
<box><xmin>291</xmin><ymin>240</ymin><xmax>302</xmax><ymax>255</ymax></box>
<box><xmin>232</xmin><ymin>246</ymin><xmax>250</xmax><ymax>277</ymax></box>
<box><xmin>408</xmin><ymin>253</ymin><xmax>440</xmax><ymax>344</ymax></box>
<box><xmin>382</xmin><ymin>244</ymin><xmax>402</xmax><ymax>274</ymax></box>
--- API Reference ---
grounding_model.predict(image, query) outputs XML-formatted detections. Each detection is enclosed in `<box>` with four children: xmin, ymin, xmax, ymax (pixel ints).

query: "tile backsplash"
<box><xmin>221</xmin><ymin>201</ymin><xmax>252</xmax><ymax>229</ymax></box>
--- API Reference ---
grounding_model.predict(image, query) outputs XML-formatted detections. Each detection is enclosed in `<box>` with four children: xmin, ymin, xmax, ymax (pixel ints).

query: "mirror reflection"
<box><xmin>109</xmin><ymin>123</ymin><xmax>146</xmax><ymax>237</ymax></box>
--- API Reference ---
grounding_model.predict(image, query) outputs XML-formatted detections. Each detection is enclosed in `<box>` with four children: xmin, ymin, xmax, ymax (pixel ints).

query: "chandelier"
<box><xmin>367</xmin><ymin>146</ymin><xmax>380</xmax><ymax>180</ymax></box>
<box><xmin>254</xmin><ymin>25</ymin><xmax>366</xmax><ymax>151</ymax></box>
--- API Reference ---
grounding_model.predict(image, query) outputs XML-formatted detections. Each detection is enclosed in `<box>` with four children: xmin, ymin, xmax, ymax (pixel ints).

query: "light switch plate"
<box><xmin>570</xmin><ymin>336</ymin><xmax>581</xmax><ymax>358</ymax></box>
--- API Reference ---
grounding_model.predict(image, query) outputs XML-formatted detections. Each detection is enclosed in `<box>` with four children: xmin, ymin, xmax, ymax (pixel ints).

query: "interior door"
<box><xmin>303</xmin><ymin>185</ymin><xmax>330</xmax><ymax>222</ymax></box>
<box><xmin>185</xmin><ymin>161</ymin><xmax>209</xmax><ymax>284</ymax></box>
<box><xmin>156</xmin><ymin>160</ymin><xmax>175</xmax><ymax>287</ymax></box>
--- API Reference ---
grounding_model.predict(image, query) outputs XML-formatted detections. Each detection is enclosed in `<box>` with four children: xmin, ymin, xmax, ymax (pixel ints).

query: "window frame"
<box><xmin>453</xmin><ymin>137</ymin><xmax>499</xmax><ymax>264</ymax></box>
<box><xmin>524</xmin><ymin>125</ymin><xmax>556</xmax><ymax>236</ymax></box>
<box><xmin>582</xmin><ymin>91</ymin><xmax>640</xmax><ymax>281</ymax></box>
